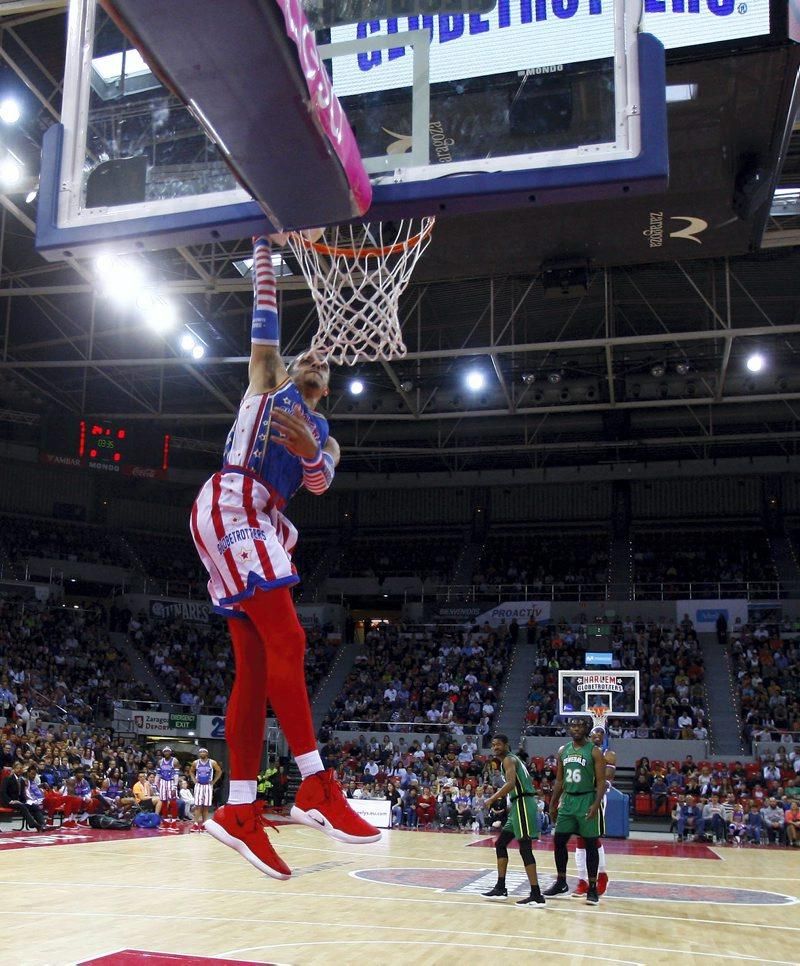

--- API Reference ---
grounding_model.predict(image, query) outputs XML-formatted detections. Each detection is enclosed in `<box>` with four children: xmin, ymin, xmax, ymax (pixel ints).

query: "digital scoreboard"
<box><xmin>40</xmin><ymin>415</ymin><xmax>171</xmax><ymax>477</ymax></box>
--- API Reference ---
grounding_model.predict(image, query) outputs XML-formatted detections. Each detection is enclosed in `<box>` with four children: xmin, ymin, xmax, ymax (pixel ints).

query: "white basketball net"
<box><xmin>589</xmin><ymin>706</ymin><xmax>608</xmax><ymax>732</ymax></box>
<box><xmin>286</xmin><ymin>218</ymin><xmax>435</xmax><ymax>367</ymax></box>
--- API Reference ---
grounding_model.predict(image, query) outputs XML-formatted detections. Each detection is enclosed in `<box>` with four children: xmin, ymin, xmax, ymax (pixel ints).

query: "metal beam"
<box><xmin>90</xmin><ymin>390</ymin><xmax>800</xmax><ymax>422</ymax></box>
<box><xmin>7</xmin><ymin>321</ymin><xmax>800</xmax><ymax>370</ymax></box>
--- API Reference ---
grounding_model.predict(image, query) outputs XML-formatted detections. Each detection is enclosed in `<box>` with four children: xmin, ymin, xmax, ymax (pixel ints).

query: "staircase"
<box><xmin>768</xmin><ymin>533</ymin><xmax>800</xmax><ymax>591</ymax></box>
<box><xmin>606</xmin><ymin>533</ymin><xmax>633</xmax><ymax>601</ymax></box>
<box><xmin>113</xmin><ymin>631</ymin><xmax>173</xmax><ymax>704</ymax></box>
<box><xmin>450</xmin><ymin>538</ymin><xmax>483</xmax><ymax>587</ymax></box>
<box><xmin>493</xmin><ymin>638</ymin><xmax>540</xmax><ymax>745</ymax></box>
<box><xmin>310</xmin><ymin>641</ymin><xmax>360</xmax><ymax>733</ymax></box>
<box><xmin>698</xmin><ymin>632</ymin><xmax>745</xmax><ymax>755</ymax></box>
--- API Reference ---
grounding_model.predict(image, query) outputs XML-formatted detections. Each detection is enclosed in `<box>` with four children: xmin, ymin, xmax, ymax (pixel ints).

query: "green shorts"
<box><xmin>502</xmin><ymin>794</ymin><xmax>540</xmax><ymax>841</ymax></box>
<box><xmin>554</xmin><ymin>791</ymin><xmax>603</xmax><ymax>839</ymax></box>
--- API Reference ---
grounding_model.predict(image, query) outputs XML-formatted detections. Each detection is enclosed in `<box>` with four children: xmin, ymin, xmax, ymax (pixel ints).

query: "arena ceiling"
<box><xmin>0</xmin><ymin>2</ymin><xmax>799</xmax><ymax>476</ymax></box>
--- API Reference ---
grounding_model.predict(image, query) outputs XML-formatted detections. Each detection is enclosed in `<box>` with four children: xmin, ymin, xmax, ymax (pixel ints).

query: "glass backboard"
<box><xmin>558</xmin><ymin>669</ymin><xmax>640</xmax><ymax>718</ymax></box>
<box><xmin>37</xmin><ymin>0</ymin><xmax>671</xmax><ymax>260</ymax></box>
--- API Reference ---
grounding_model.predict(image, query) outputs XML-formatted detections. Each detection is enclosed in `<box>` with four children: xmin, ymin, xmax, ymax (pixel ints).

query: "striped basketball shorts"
<box><xmin>157</xmin><ymin>779</ymin><xmax>177</xmax><ymax>801</ymax></box>
<box><xmin>190</xmin><ymin>469</ymin><xmax>300</xmax><ymax>619</ymax></box>
<box><xmin>194</xmin><ymin>783</ymin><xmax>213</xmax><ymax>808</ymax></box>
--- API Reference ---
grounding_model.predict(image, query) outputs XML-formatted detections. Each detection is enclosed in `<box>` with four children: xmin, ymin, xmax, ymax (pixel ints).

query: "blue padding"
<box><xmin>603</xmin><ymin>787</ymin><xmax>630</xmax><ymax>838</ymax></box>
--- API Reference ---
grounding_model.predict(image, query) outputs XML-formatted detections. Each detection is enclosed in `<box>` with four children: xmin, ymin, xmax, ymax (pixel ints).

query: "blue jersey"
<box><xmin>195</xmin><ymin>760</ymin><xmax>213</xmax><ymax>784</ymax></box>
<box><xmin>157</xmin><ymin>759</ymin><xmax>177</xmax><ymax>782</ymax></box>
<box><xmin>221</xmin><ymin>379</ymin><xmax>329</xmax><ymax>505</ymax></box>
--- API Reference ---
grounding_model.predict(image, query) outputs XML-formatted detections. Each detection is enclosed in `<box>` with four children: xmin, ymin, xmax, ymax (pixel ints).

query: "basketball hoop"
<box><xmin>285</xmin><ymin>218</ymin><xmax>435</xmax><ymax>367</ymax></box>
<box><xmin>589</xmin><ymin>706</ymin><xmax>608</xmax><ymax>731</ymax></box>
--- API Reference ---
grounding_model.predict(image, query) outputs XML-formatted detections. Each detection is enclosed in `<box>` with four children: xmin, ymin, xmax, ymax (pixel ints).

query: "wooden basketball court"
<box><xmin>1</xmin><ymin>824</ymin><xmax>797</xmax><ymax>965</ymax></box>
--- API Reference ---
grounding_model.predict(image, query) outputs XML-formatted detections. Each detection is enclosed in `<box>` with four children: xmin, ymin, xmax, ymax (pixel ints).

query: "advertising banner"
<box><xmin>148</xmin><ymin>598</ymin><xmax>212</xmax><ymax>624</ymax></box>
<box><xmin>474</xmin><ymin>600</ymin><xmax>551</xmax><ymax>626</ymax></box>
<box><xmin>168</xmin><ymin>713</ymin><xmax>197</xmax><ymax>731</ymax></box>
<box><xmin>675</xmin><ymin>598</ymin><xmax>749</xmax><ymax>633</ymax></box>
<box><xmin>349</xmin><ymin>798</ymin><xmax>392</xmax><ymax>829</ymax></box>
<box><xmin>331</xmin><ymin>0</ymin><xmax>771</xmax><ymax>96</ymax></box>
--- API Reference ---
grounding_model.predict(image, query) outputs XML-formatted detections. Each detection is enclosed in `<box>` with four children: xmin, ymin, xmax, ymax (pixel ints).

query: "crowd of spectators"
<box><xmin>331</xmin><ymin>532</ymin><xmax>464</xmax><ymax>583</ymax></box>
<box><xmin>320</xmin><ymin>731</ymin><xmax>555</xmax><ymax>833</ymax></box>
<box><xmin>634</xmin><ymin>753</ymin><xmax>800</xmax><ymax>846</ymax></box>
<box><xmin>0</xmin><ymin>598</ymin><xmax>153</xmax><ymax>726</ymax></box>
<box><xmin>730</xmin><ymin>621</ymin><xmax>800</xmax><ymax>746</ymax></box>
<box><xmin>472</xmin><ymin>530</ymin><xmax>610</xmax><ymax>593</ymax></box>
<box><xmin>523</xmin><ymin>615</ymin><xmax>707</xmax><ymax>739</ymax></box>
<box><xmin>0</xmin><ymin>513</ymin><xmax>124</xmax><ymax>572</ymax></box>
<box><xmin>130</xmin><ymin>613</ymin><xmax>339</xmax><ymax>713</ymax></box>
<box><xmin>632</xmin><ymin>529</ymin><xmax>777</xmax><ymax>588</ymax></box>
<box><xmin>320</xmin><ymin>620</ymin><xmax>514</xmax><ymax>735</ymax></box>
<box><xmin>124</xmin><ymin>531</ymin><xmax>205</xmax><ymax>598</ymax></box>
<box><xmin>0</xmin><ymin>721</ymin><xmax>219</xmax><ymax>831</ymax></box>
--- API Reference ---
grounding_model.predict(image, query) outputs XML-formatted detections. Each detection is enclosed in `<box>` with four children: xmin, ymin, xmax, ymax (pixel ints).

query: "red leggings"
<box><xmin>226</xmin><ymin>586</ymin><xmax>315</xmax><ymax>780</ymax></box>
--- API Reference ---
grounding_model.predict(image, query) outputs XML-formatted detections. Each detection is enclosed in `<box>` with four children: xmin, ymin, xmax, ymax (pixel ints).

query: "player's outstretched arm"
<box><xmin>247</xmin><ymin>235</ymin><xmax>290</xmax><ymax>396</ymax></box>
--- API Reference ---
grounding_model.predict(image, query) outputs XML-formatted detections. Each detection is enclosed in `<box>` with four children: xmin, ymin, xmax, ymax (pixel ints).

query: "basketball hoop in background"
<box><xmin>285</xmin><ymin>218</ymin><xmax>435</xmax><ymax>367</ymax></box>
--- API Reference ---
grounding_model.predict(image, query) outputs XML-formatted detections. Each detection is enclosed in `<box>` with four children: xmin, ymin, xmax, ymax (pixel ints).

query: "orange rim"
<box><xmin>292</xmin><ymin>219</ymin><xmax>435</xmax><ymax>259</ymax></box>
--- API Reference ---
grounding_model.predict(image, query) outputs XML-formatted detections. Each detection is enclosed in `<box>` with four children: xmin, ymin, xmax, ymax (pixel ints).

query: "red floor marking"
<box><xmin>468</xmin><ymin>835</ymin><xmax>722</xmax><ymax>859</ymax></box>
<box><xmin>0</xmin><ymin>823</ymin><xmax>198</xmax><ymax>852</ymax></box>
<box><xmin>80</xmin><ymin>952</ymin><xmax>273</xmax><ymax>966</ymax></box>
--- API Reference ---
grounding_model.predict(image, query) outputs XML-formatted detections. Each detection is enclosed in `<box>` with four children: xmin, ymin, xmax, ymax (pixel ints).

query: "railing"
<box><xmin>334</xmin><ymin>719</ymin><xmax>483</xmax><ymax>735</ymax></box>
<box><xmin>433</xmin><ymin>580</ymin><xmax>800</xmax><ymax>603</ymax></box>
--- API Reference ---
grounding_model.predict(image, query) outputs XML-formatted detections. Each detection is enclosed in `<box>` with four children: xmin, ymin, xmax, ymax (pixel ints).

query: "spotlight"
<box><xmin>650</xmin><ymin>363</ymin><xmax>666</xmax><ymax>378</ymax></box>
<box><xmin>399</xmin><ymin>380</ymin><xmax>413</xmax><ymax>393</ymax></box>
<box><xmin>466</xmin><ymin>369</ymin><xmax>486</xmax><ymax>391</ymax></box>
<box><xmin>191</xmin><ymin>343</ymin><xmax>205</xmax><ymax>360</ymax></box>
<box><xmin>96</xmin><ymin>254</ymin><xmax>144</xmax><ymax>303</ymax></box>
<box><xmin>180</xmin><ymin>333</ymin><xmax>195</xmax><ymax>352</ymax></box>
<box><xmin>547</xmin><ymin>371</ymin><xmax>562</xmax><ymax>384</ymax></box>
<box><xmin>0</xmin><ymin>98</ymin><xmax>20</xmax><ymax>124</ymax></box>
<box><xmin>521</xmin><ymin>373</ymin><xmax>536</xmax><ymax>385</ymax></box>
<box><xmin>0</xmin><ymin>157</ymin><xmax>21</xmax><ymax>187</ymax></box>
<box><xmin>349</xmin><ymin>379</ymin><xmax>364</xmax><ymax>396</ymax></box>
<box><xmin>25</xmin><ymin>187</ymin><xmax>38</xmax><ymax>205</ymax></box>
<box><xmin>746</xmin><ymin>352</ymin><xmax>764</xmax><ymax>373</ymax></box>
<box><xmin>146</xmin><ymin>298</ymin><xmax>176</xmax><ymax>334</ymax></box>
<box><xmin>675</xmin><ymin>361</ymin><xmax>691</xmax><ymax>376</ymax></box>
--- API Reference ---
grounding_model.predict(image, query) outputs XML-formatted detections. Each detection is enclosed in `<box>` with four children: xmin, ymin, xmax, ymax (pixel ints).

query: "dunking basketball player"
<box><xmin>156</xmin><ymin>746</ymin><xmax>180</xmax><ymax>824</ymax></box>
<box><xmin>191</xmin><ymin>235</ymin><xmax>380</xmax><ymax>880</ymax></box>
<box><xmin>572</xmin><ymin>726</ymin><xmax>615</xmax><ymax>897</ymax></box>
<box><xmin>544</xmin><ymin>717</ymin><xmax>606</xmax><ymax>905</ymax></box>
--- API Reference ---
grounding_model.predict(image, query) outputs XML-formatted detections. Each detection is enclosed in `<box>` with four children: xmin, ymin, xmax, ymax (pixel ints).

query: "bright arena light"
<box><xmin>0</xmin><ymin>157</ymin><xmax>21</xmax><ymax>187</ymax></box>
<box><xmin>746</xmin><ymin>352</ymin><xmax>765</xmax><ymax>373</ymax></box>
<box><xmin>465</xmin><ymin>369</ymin><xmax>485</xmax><ymax>391</ymax></box>
<box><xmin>138</xmin><ymin>293</ymin><xmax>176</xmax><ymax>333</ymax></box>
<box><xmin>180</xmin><ymin>333</ymin><xmax>196</xmax><ymax>353</ymax></box>
<box><xmin>96</xmin><ymin>254</ymin><xmax>144</xmax><ymax>303</ymax></box>
<box><xmin>0</xmin><ymin>98</ymin><xmax>21</xmax><ymax>124</ymax></box>
<box><xmin>191</xmin><ymin>343</ymin><xmax>205</xmax><ymax>360</ymax></box>
<box><xmin>349</xmin><ymin>378</ymin><xmax>364</xmax><ymax>396</ymax></box>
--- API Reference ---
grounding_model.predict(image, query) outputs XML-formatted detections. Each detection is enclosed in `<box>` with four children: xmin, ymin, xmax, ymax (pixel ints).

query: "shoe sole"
<box><xmin>543</xmin><ymin>891</ymin><xmax>570</xmax><ymax>899</ymax></box>
<box><xmin>571</xmin><ymin>892</ymin><xmax>588</xmax><ymax>898</ymax></box>
<box><xmin>290</xmin><ymin>805</ymin><xmax>382</xmax><ymax>844</ymax></box>
<box><xmin>482</xmin><ymin>895</ymin><xmax>508</xmax><ymax>901</ymax></box>
<box><xmin>585</xmin><ymin>898</ymin><xmax>600</xmax><ymax>905</ymax></box>
<box><xmin>204</xmin><ymin>819</ymin><xmax>291</xmax><ymax>880</ymax></box>
<box><xmin>515</xmin><ymin>900</ymin><xmax>546</xmax><ymax>908</ymax></box>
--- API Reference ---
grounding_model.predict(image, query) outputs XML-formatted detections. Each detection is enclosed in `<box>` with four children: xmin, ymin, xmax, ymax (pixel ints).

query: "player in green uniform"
<box><xmin>544</xmin><ymin>717</ymin><xmax>606</xmax><ymax>905</ymax></box>
<box><xmin>481</xmin><ymin>734</ymin><xmax>545</xmax><ymax>907</ymax></box>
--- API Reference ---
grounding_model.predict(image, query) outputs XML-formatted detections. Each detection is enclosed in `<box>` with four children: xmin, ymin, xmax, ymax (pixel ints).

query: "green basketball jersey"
<box><xmin>560</xmin><ymin>741</ymin><xmax>596</xmax><ymax>794</ymax></box>
<box><xmin>506</xmin><ymin>753</ymin><xmax>535</xmax><ymax>800</ymax></box>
